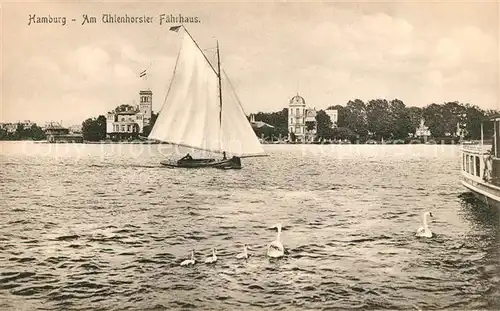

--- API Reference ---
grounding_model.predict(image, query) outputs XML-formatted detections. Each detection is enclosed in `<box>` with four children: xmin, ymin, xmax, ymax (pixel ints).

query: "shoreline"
<box><xmin>0</xmin><ymin>140</ymin><xmax>472</xmax><ymax>146</ymax></box>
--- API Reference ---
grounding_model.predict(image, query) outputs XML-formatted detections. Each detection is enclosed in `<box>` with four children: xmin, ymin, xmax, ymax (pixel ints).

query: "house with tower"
<box><xmin>287</xmin><ymin>94</ymin><xmax>317</xmax><ymax>143</ymax></box>
<box><xmin>106</xmin><ymin>89</ymin><xmax>153</xmax><ymax>140</ymax></box>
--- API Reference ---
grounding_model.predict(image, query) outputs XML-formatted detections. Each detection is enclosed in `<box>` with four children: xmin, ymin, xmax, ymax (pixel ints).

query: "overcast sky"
<box><xmin>2</xmin><ymin>0</ymin><xmax>499</xmax><ymax>125</ymax></box>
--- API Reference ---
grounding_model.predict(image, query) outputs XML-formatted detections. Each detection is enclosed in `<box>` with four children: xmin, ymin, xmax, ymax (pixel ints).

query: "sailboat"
<box><xmin>148</xmin><ymin>25</ymin><xmax>267</xmax><ymax>169</ymax></box>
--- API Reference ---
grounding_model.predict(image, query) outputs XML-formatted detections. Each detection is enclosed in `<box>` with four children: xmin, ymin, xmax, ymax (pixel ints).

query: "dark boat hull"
<box><xmin>160</xmin><ymin>157</ymin><xmax>242</xmax><ymax>169</ymax></box>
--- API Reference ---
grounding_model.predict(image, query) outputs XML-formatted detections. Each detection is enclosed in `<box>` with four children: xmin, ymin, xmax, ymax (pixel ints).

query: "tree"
<box><xmin>342</xmin><ymin>99</ymin><xmax>368</xmax><ymax>138</ymax></box>
<box><xmin>251</xmin><ymin>108</ymin><xmax>288</xmax><ymax>138</ymax></box>
<box><xmin>442</xmin><ymin>101</ymin><xmax>466</xmax><ymax>136</ymax></box>
<box><xmin>407</xmin><ymin>106</ymin><xmax>423</xmax><ymax>134</ymax></box>
<box><xmin>315</xmin><ymin>110</ymin><xmax>333</xmax><ymax>140</ymax></box>
<box><xmin>390</xmin><ymin>99</ymin><xmax>412</xmax><ymax>139</ymax></box>
<box><xmin>0</xmin><ymin>128</ymin><xmax>7</xmax><ymax>140</ymax></box>
<box><xmin>96</xmin><ymin>115</ymin><xmax>106</xmax><ymax>135</ymax></box>
<box><xmin>82</xmin><ymin>115</ymin><xmax>106</xmax><ymax>141</ymax></box>
<box><xmin>332</xmin><ymin>127</ymin><xmax>357</xmax><ymax>142</ymax></box>
<box><xmin>366</xmin><ymin>99</ymin><xmax>392</xmax><ymax>140</ymax></box>
<box><xmin>253</xmin><ymin>125</ymin><xmax>275</xmax><ymax>140</ymax></box>
<box><xmin>305</xmin><ymin>121</ymin><xmax>316</xmax><ymax>131</ymax></box>
<box><xmin>30</xmin><ymin>124</ymin><xmax>46</xmax><ymax>140</ymax></box>
<box><xmin>423</xmin><ymin>103</ymin><xmax>446</xmax><ymax>137</ymax></box>
<box><xmin>14</xmin><ymin>124</ymin><xmax>25</xmax><ymax>140</ymax></box>
<box><xmin>464</xmin><ymin>104</ymin><xmax>486</xmax><ymax>140</ymax></box>
<box><xmin>327</xmin><ymin>105</ymin><xmax>345</xmax><ymax>128</ymax></box>
<box><xmin>115</xmin><ymin>104</ymin><xmax>135</xmax><ymax>112</ymax></box>
<box><xmin>2</xmin><ymin>123</ymin><xmax>46</xmax><ymax>141</ymax></box>
<box><xmin>142</xmin><ymin>112</ymin><xmax>159</xmax><ymax>137</ymax></box>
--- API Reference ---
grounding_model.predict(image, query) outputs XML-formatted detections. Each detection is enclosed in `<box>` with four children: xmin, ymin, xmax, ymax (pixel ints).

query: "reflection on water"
<box><xmin>0</xmin><ymin>142</ymin><xmax>499</xmax><ymax>310</ymax></box>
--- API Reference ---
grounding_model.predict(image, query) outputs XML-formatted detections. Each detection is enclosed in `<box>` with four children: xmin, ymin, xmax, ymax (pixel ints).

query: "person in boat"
<box><xmin>179</xmin><ymin>153</ymin><xmax>193</xmax><ymax>162</ymax></box>
<box><xmin>231</xmin><ymin>155</ymin><xmax>241</xmax><ymax>166</ymax></box>
<box><xmin>222</xmin><ymin>152</ymin><xmax>227</xmax><ymax>160</ymax></box>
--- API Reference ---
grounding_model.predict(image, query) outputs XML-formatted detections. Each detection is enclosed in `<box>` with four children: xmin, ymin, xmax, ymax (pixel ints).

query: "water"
<box><xmin>1</xmin><ymin>142</ymin><xmax>499</xmax><ymax>310</ymax></box>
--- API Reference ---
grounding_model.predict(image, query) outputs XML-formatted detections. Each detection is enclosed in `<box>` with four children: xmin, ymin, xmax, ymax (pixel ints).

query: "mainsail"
<box><xmin>148</xmin><ymin>31</ymin><xmax>221</xmax><ymax>153</ymax></box>
<box><xmin>148</xmin><ymin>27</ymin><xmax>266</xmax><ymax>157</ymax></box>
<box><xmin>220</xmin><ymin>71</ymin><xmax>266</xmax><ymax>156</ymax></box>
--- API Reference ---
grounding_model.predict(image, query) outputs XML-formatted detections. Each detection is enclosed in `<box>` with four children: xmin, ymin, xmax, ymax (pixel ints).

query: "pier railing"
<box><xmin>461</xmin><ymin>142</ymin><xmax>492</xmax><ymax>154</ymax></box>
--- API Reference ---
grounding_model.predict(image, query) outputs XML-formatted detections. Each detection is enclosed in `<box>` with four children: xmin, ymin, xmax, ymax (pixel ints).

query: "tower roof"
<box><xmin>305</xmin><ymin>109</ymin><xmax>317</xmax><ymax>118</ymax></box>
<box><xmin>289</xmin><ymin>94</ymin><xmax>306</xmax><ymax>106</ymax></box>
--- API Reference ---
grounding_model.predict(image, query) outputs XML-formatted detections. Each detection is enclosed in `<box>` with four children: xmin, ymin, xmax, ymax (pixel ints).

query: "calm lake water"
<box><xmin>1</xmin><ymin>142</ymin><xmax>499</xmax><ymax>310</ymax></box>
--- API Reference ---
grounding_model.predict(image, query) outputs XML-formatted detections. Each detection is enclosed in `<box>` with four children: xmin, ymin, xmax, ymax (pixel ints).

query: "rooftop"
<box><xmin>251</xmin><ymin>121</ymin><xmax>275</xmax><ymax>129</ymax></box>
<box><xmin>44</xmin><ymin>122</ymin><xmax>67</xmax><ymax>130</ymax></box>
<box><xmin>489</xmin><ymin>114</ymin><xmax>500</xmax><ymax>121</ymax></box>
<box><xmin>116</xmin><ymin>110</ymin><xmax>138</xmax><ymax>115</ymax></box>
<box><xmin>289</xmin><ymin>94</ymin><xmax>306</xmax><ymax>106</ymax></box>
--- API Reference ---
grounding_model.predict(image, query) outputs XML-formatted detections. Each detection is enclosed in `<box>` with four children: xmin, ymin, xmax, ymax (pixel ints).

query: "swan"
<box><xmin>204</xmin><ymin>248</ymin><xmax>217</xmax><ymax>264</ymax></box>
<box><xmin>267</xmin><ymin>223</ymin><xmax>285</xmax><ymax>258</ymax></box>
<box><xmin>236</xmin><ymin>244</ymin><xmax>250</xmax><ymax>259</ymax></box>
<box><xmin>416</xmin><ymin>212</ymin><xmax>433</xmax><ymax>238</ymax></box>
<box><xmin>180</xmin><ymin>250</ymin><xmax>196</xmax><ymax>266</ymax></box>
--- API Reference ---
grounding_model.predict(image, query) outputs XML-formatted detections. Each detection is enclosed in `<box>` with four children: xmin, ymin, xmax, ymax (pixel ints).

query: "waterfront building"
<box><xmin>249</xmin><ymin>114</ymin><xmax>275</xmax><ymax>141</ymax></box>
<box><xmin>0</xmin><ymin>120</ymin><xmax>35</xmax><ymax>133</ymax></box>
<box><xmin>415</xmin><ymin>118</ymin><xmax>431</xmax><ymax>141</ymax></box>
<box><xmin>287</xmin><ymin>94</ymin><xmax>317</xmax><ymax>142</ymax></box>
<box><xmin>249</xmin><ymin>114</ymin><xmax>275</xmax><ymax>131</ymax></box>
<box><xmin>68</xmin><ymin>124</ymin><xmax>83</xmax><ymax>134</ymax></box>
<box><xmin>106</xmin><ymin>89</ymin><xmax>152</xmax><ymax>140</ymax></box>
<box><xmin>304</xmin><ymin>108</ymin><xmax>317</xmax><ymax>142</ymax></box>
<box><xmin>456</xmin><ymin>121</ymin><xmax>468</xmax><ymax>138</ymax></box>
<box><xmin>45</xmin><ymin>121</ymin><xmax>83</xmax><ymax>143</ymax></box>
<box><xmin>325</xmin><ymin>109</ymin><xmax>338</xmax><ymax>128</ymax></box>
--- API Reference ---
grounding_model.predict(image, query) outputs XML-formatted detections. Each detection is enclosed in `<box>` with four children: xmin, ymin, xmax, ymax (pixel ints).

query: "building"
<box><xmin>325</xmin><ymin>109</ymin><xmax>338</xmax><ymax>128</ymax></box>
<box><xmin>304</xmin><ymin>109</ymin><xmax>317</xmax><ymax>142</ymax></box>
<box><xmin>249</xmin><ymin>114</ymin><xmax>275</xmax><ymax>141</ymax></box>
<box><xmin>288</xmin><ymin>94</ymin><xmax>317</xmax><ymax>142</ymax></box>
<box><xmin>0</xmin><ymin>120</ymin><xmax>35</xmax><ymax>133</ymax></box>
<box><xmin>456</xmin><ymin>121</ymin><xmax>468</xmax><ymax>138</ymax></box>
<box><xmin>1</xmin><ymin>123</ymin><xmax>19</xmax><ymax>133</ymax></box>
<box><xmin>106</xmin><ymin>89</ymin><xmax>152</xmax><ymax>139</ymax></box>
<box><xmin>415</xmin><ymin>118</ymin><xmax>431</xmax><ymax>141</ymax></box>
<box><xmin>249</xmin><ymin>114</ymin><xmax>275</xmax><ymax>131</ymax></box>
<box><xmin>68</xmin><ymin>124</ymin><xmax>83</xmax><ymax>134</ymax></box>
<box><xmin>45</xmin><ymin>121</ymin><xmax>83</xmax><ymax>143</ymax></box>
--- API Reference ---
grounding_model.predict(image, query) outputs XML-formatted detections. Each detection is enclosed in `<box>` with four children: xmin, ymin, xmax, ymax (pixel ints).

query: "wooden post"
<box><xmin>494</xmin><ymin>120</ymin><xmax>498</xmax><ymax>157</ymax></box>
<box><xmin>481</xmin><ymin>122</ymin><xmax>484</xmax><ymax>149</ymax></box>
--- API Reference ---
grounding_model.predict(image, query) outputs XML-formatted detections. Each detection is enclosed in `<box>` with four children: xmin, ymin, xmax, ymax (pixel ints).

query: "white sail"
<box><xmin>220</xmin><ymin>72</ymin><xmax>266</xmax><ymax>156</ymax></box>
<box><xmin>148</xmin><ymin>32</ymin><xmax>223</xmax><ymax>153</ymax></box>
<box><xmin>149</xmin><ymin>29</ymin><xmax>266</xmax><ymax>157</ymax></box>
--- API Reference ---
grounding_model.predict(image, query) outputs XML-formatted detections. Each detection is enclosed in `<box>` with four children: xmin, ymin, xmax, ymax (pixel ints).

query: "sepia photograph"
<box><xmin>1</xmin><ymin>0</ymin><xmax>499</xmax><ymax>310</ymax></box>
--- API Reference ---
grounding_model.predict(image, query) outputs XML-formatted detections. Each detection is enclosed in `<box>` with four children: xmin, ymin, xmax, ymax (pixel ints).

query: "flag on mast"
<box><xmin>139</xmin><ymin>69</ymin><xmax>147</xmax><ymax>79</ymax></box>
<box><xmin>169</xmin><ymin>25</ymin><xmax>182</xmax><ymax>32</ymax></box>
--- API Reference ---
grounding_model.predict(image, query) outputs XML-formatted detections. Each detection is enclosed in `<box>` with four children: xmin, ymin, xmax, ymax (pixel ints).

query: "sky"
<box><xmin>1</xmin><ymin>0</ymin><xmax>499</xmax><ymax>126</ymax></box>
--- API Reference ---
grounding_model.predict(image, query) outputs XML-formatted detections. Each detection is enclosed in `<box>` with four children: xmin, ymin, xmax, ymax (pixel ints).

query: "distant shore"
<box><xmin>31</xmin><ymin>140</ymin><xmax>164</xmax><ymax>145</ymax></box>
<box><xmin>0</xmin><ymin>138</ymin><xmax>474</xmax><ymax>145</ymax></box>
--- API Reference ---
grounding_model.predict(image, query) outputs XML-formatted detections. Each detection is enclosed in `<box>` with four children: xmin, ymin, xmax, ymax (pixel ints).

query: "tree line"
<box><xmin>251</xmin><ymin>99</ymin><xmax>499</xmax><ymax>142</ymax></box>
<box><xmin>0</xmin><ymin>124</ymin><xmax>46</xmax><ymax>140</ymax></box>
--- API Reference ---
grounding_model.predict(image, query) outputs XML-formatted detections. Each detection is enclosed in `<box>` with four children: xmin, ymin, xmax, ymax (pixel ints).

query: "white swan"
<box><xmin>204</xmin><ymin>248</ymin><xmax>217</xmax><ymax>264</ymax></box>
<box><xmin>236</xmin><ymin>244</ymin><xmax>250</xmax><ymax>259</ymax></box>
<box><xmin>416</xmin><ymin>212</ymin><xmax>433</xmax><ymax>238</ymax></box>
<box><xmin>180</xmin><ymin>250</ymin><xmax>196</xmax><ymax>266</ymax></box>
<box><xmin>267</xmin><ymin>223</ymin><xmax>285</xmax><ymax>258</ymax></box>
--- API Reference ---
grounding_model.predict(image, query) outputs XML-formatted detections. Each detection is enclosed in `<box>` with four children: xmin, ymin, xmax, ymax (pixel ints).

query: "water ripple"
<box><xmin>0</xmin><ymin>144</ymin><xmax>499</xmax><ymax>310</ymax></box>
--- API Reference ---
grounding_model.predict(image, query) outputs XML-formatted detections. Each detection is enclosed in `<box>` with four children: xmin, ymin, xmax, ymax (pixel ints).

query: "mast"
<box><xmin>217</xmin><ymin>40</ymin><xmax>223</xmax><ymax>127</ymax></box>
